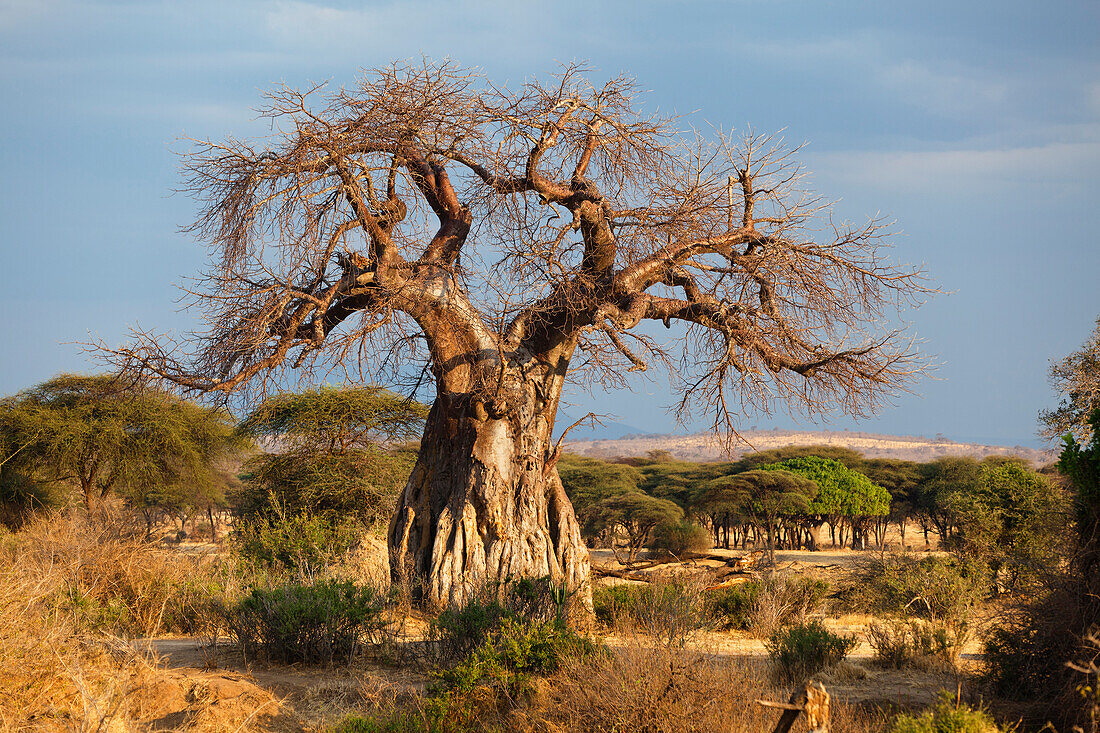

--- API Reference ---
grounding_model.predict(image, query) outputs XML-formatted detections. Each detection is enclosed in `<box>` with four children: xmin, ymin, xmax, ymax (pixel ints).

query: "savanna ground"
<box><xmin>0</xmin><ymin>508</ymin><xmax>1030</xmax><ymax>733</ymax></box>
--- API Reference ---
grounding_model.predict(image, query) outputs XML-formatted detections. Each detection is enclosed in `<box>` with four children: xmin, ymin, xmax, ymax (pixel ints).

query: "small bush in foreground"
<box><xmin>427</xmin><ymin>576</ymin><xmax>574</xmax><ymax>665</ymax></box>
<box><xmin>591</xmin><ymin>574</ymin><xmax>708</xmax><ymax>645</ymax></box>
<box><xmin>867</xmin><ymin>619</ymin><xmax>957</xmax><ymax>670</ymax></box>
<box><xmin>231</xmin><ymin>510</ymin><xmax>362</xmax><ymax>575</ymax></box>
<box><xmin>766</xmin><ymin>620</ymin><xmax>857</xmax><ymax>682</ymax></box>
<box><xmin>226</xmin><ymin>578</ymin><xmax>385</xmax><ymax>665</ymax></box>
<box><xmin>433</xmin><ymin>617</ymin><xmax>594</xmax><ymax>696</ymax></box>
<box><xmin>889</xmin><ymin>692</ymin><xmax>1003</xmax><ymax>733</ymax></box>
<box><xmin>707</xmin><ymin>576</ymin><xmax>829</xmax><ymax>637</ymax></box>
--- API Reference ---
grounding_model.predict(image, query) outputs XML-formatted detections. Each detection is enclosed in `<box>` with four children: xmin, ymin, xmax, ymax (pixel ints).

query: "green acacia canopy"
<box><xmin>236</xmin><ymin>385</ymin><xmax>428</xmax><ymax>453</ymax></box>
<box><xmin>0</xmin><ymin>374</ymin><xmax>242</xmax><ymax>513</ymax></box>
<box><xmin>727</xmin><ymin>469</ymin><xmax>818</xmax><ymax>517</ymax></box>
<box><xmin>234</xmin><ymin>385</ymin><xmax>427</xmax><ymax>523</ymax></box>
<box><xmin>761</xmin><ymin>456</ymin><xmax>889</xmax><ymax>517</ymax></box>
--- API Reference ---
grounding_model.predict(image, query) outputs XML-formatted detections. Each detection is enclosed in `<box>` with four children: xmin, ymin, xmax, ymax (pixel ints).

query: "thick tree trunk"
<box><xmin>388</xmin><ymin>392</ymin><xmax>591</xmax><ymax>609</ymax></box>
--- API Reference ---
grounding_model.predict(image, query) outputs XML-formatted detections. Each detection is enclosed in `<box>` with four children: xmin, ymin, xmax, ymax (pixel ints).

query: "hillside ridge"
<box><xmin>563</xmin><ymin>428</ymin><xmax>1055</xmax><ymax>464</ymax></box>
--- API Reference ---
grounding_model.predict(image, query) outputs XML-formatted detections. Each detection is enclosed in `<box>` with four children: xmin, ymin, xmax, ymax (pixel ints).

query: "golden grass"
<box><xmin>0</xmin><ymin>512</ymin><xmax>288</xmax><ymax>732</ymax></box>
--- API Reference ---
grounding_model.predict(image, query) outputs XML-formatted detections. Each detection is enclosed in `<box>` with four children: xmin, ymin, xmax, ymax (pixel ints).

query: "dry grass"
<box><xmin>0</xmin><ymin>511</ymin><xmax>292</xmax><ymax>732</ymax></box>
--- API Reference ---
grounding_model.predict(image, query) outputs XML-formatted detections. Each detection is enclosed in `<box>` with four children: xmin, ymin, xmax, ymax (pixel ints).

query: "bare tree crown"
<box><xmin>105</xmin><ymin>61</ymin><xmax>931</xmax><ymax>436</ymax></box>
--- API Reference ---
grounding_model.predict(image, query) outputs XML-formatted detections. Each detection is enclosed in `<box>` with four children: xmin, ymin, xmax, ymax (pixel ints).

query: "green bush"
<box><xmin>235</xmin><ymin>449</ymin><xmax>414</xmax><ymax>526</ymax></box>
<box><xmin>433</xmin><ymin>616</ymin><xmax>593</xmax><ymax>696</ymax></box>
<box><xmin>225</xmin><ymin>578</ymin><xmax>385</xmax><ymax>664</ymax></box>
<box><xmin>591</xmin><ymin>576</ymin><xmax>708</xmax><ymax>645</ymax></box>
<box><xmin>706</xmin><ymin>576</ymin><xmax>829</xmax><ymax>635</ymax></box>
<box><xmin>428</xmin><ymin>576</ymin><xmax>574</xmax><ymax>665</ymax></box>
<box><xmin>766</xmin><ymin>620</ymin><xmax>857</xmax><ymax>682</ymax></box>
<box><xmin>847</xmin><ymin>553</ymin><xmax>987</xmax><ymax>646</ymax></box>
<box><xmin>867</xmin><ymin>619</ymin><xmax>956</xmax><ymax>670</ymax></box>
<box><xmin>706</xmin><ymin>582</ymin><xmax>760</xmax><ymax>629</ymax></box>
<box><xmin>231</xmin><ymin>510</ymin><xmax>361</xmax><ymax>574</ymax></box>
<box><xmin>650</xmin><ymin>520</ymin><xmax>711</xmax><ymax>556</ymax></box>
<box><xmin>430</xmin><ymin>598</ymin><xmax>513</xmax><ymax>664</ymax></box>
<box><xmin>889</xmin><ymin>692</ymin><xmax>1002</xmax><ymax>733</ymax></box>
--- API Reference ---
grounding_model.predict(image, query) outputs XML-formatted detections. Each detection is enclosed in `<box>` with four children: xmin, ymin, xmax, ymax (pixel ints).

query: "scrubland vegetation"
<box><xmin>1</xmin><ymin>323</ymin><xmax>1098</xmax><ymax>730</ymax></box>
<box><xmin>0</xmin><ymin>389</ymin><xmax>1095</xmax><ymax>731</ymax></box>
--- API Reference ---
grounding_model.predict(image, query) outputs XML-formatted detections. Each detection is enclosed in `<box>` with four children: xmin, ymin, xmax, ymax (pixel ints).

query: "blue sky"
<box><xmin>1</xmin><ymin>0</ymin><xmax>1097</xmax><ymax>447</ymax></box>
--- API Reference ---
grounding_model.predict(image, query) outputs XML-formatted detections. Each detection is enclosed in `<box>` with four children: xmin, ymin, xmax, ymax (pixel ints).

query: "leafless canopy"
<box><xmin>101</xmin><ymin>61</ymin><xmax>931</xmax><ymax>437</ymax></box>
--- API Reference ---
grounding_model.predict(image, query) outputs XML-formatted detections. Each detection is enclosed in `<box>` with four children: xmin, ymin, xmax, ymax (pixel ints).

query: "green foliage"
<box><xmin>582</xmin><ymin>491</ymin><xmax>684</xmax><ymax>563</ymax></box>
<box><xmin>889</xmin><ymin>692</ymin><xmax>1003</xmax><ymax>733</ymax></box>
<box><xmin>734</xmin><ymin>445</ymin><xmax>865</xmax><ymax>472</ymax></box>
<box><xmin>0</xmin><ymin>374</ymin><xmax>243</xmax><ymax>512</ymax></box>
<box><xmin>765</xmin><ymin>620</ymin><xmax>857</xmax><ymax>682</ymax></box>
<box><xmin>235</xmin><ymin>386</ymin><xmax>424</xmax><ymax>527</ymax></box>
<box><xmin>235</xmin><ymin>448</ymin><xmax>415</xmax><ymax>525</ymax></box>
<box><xmin>704</xmin><ymin>582</ymin><xmax>759</xmax><ymax>630</ymax></box>
<box><xmin>429</xmin><ymin>576</ymin><xmax>574</xmax><ymax>664</ymax></box>
<box><xmin>236</xmin><ymin>385</ymin><xmax>427</xmax><ymax>454</ymax></box>
<box><xmin>706</xmin><ymin>577</ymin><xmax>829</xmax><ymax>633</ymax></box>
<box><xmin>433</xmin><ymin>616</ymin><xmax>593</xmax><ymax>696</ymax></box>
<box><xmin>1060</xmin><ymin>410</ymin><xmax>1100</xmax><ymax>547</ymax></box>
<box><xmin>863</xmin><ymin>458</ymin><xmax>923</xmax><ymax>526</ymax></box>
<box><xmin>231</xmin><ymin>507</ymin><xmax>362</xmax><ymax>574</ymax></box>
<box><xmin>1041</xmin><ymin>315</ymin><xmax>1100</xmax><ymax>443</ymax></box>
<box><xmin>557</xmin><ymin>455</ymin><xmax>644</xmax><ymax>512</ymax></box>
<box><xmin>650</xmin><ymin>519</ymin><xmax>711</xmax><ymax>556</ymax></box>
<box><xmin>591</xmin><ymin>576</ymin><xmax>709</xmax><ymax>645</ymax></box>
<box><xmin>848</xmin><ymin>554</ymin><xmax>987</xmax><ymax>651</ymax></box>
<box><xmin>947</xmin><ymin>461</ymin><xmax>1065</xmax><ymax>583</ymax></box>
<box><xmin>225</xmin><ymin>578</ymin><xmax>386</xmax><ymax>665</ymax></box>
<box><xmin>431</xmin><ymin>599</ymin><xmax>513</xmax><ymax>663</ymax></box>
<box><xmin>867</xmin><ymin>619</ymin><xmax>956</xmax><ymax>670</ymax></box>
<box><xmin>762</xmin><ymin>456</ymin><xmax>889</xmax><ymax>518</ymax></box>
<box><xmin>0</xmin><ymin>466</ymin><xmax>57</xmax><ymax>529</ymax></box>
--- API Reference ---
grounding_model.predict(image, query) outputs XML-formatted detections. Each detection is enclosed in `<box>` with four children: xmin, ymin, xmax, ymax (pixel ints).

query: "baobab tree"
<box><xmin>101</xmin><ymin>62</ymin><xmax>930</xmax><ymax>607</ymax></box>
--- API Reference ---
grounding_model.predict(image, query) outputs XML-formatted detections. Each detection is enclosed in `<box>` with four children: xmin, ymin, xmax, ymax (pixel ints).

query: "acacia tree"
<box><xmin>234</xmin><ymin>386</ymin><xmax>426</xmax><ymax>524</ymax></box>
<box><xmin>763</xmin><ymin>456</ymin><xmax>890</xmax><ymax>549</ymax></box>
<box><xmin>101</xmin><ymin>62</ymin><xmax>929</xmax><ymax>606</ymax></box>
<box><xmin>0</xmin><ymin>375</ymin><xmax>240</xmax><ymax>514</ymax></box>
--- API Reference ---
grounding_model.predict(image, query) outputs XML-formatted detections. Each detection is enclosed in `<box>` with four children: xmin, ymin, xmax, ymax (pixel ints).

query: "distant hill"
<box><xmin>562</xmin><ymin>428</ymin><xmax>1056</xmax><ymax>465</ymax></box>
<box><xmin>554</xmin><ymin>411</ymin><xmax>648</xmax><ymax>441</ymax></box>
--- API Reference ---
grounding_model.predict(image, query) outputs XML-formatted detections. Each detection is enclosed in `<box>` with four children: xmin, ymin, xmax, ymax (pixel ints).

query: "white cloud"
<box><xmin>875</xmin><ymin>59</ymin><xmax>1011</xmax><ymax>117</ymax></box>
<box><xmin>261</xmin><ymin>1</ymin><xmax>556</xmax><ymax>64</ymax></box>
<box><xmin>809</xmin><ymin>141</ymin><xmax>1100</xmax><ymax>192</ymax></box>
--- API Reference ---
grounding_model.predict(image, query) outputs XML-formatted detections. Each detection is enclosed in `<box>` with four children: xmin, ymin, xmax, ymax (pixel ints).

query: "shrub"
<box><xmin>591</xmin><ymin>575</ymin><xmax>708</xmax><ymax>646</ymax></box>
<box><xmin>225</xmin><ymin>578</ymin><xmax>385</xmax><ymax>664</ymax></box>
<box><xmin>650</xmin><ymin>520</ymin><xmax>711</xmax><ymax>557</ymax></box>
<box><xmin>433</xmin><ymin>616</ymin><xmax>594</xmax><ymax>696</ymax></box>
<box><xmin>429</xmin><ymin>598</ymin><xmax>513</xmax><ymax>664</ymax></box>
<box><xmin>707</xmin><ymin>576</ymin><xmax>829</xmax><ymax>637</ymax></box>
<box><xmin>889</xmin><ymin>692</ymin><xmax>1003</xmax><ymax>733</ymax></box>
<box><xmin>847</xmin><ymin>553</ymin><xmax>987</xmax><ymax>647</ymax></box>
<box><xmin>427</xmin><ymin>576</ymin><xmax>576</xmax><ymax>665</ymax></box>
<box><xmin>231</xmin><ymin>509</ymin><xmax>362</xmax><ymax>575</ymax></box>
<box><xmin>766</xmin><ymin>620</ymin><xmax>857</xmax><ymax>682</ymax></box>
<box><xmin>867</xmin><ymin>619</ymin><xmax>956</xmax><ymax>670</ymax></box>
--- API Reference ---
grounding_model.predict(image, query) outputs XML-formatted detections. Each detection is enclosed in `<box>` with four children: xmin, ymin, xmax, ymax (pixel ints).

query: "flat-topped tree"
<box><xmin>101</xmin><ymin>62</ymin><xmax>930</xmax><ymax>607</ymax></box>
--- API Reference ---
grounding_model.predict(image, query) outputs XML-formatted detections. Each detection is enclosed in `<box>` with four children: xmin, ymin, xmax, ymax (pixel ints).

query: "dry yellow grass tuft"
<box><xmin>0</xmin><ymin>512</ymin><xmax>292</xmax><ymax>732</ymax></box>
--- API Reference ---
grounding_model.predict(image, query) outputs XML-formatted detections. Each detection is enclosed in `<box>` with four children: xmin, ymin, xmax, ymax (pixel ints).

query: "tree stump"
<box><xmin>757</xmin><ymin>681</ymin><xmax>830</xmax><ymax>733</ymax></box>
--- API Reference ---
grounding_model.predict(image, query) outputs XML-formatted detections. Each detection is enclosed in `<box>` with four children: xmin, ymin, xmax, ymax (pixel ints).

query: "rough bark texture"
<box><xmin>389</xmin><ymin>393</ymin><xmax>590</xmax><ymax>607</ymax></box>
